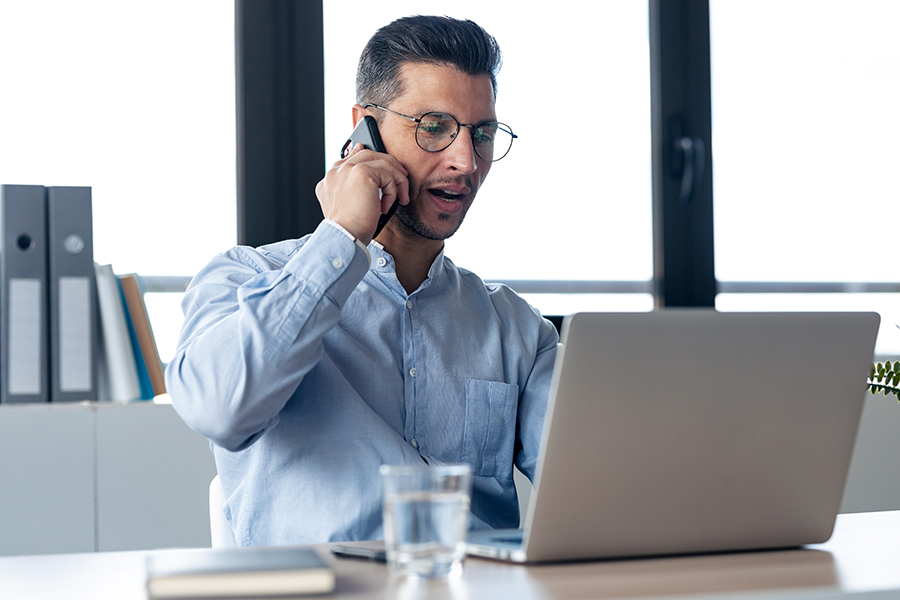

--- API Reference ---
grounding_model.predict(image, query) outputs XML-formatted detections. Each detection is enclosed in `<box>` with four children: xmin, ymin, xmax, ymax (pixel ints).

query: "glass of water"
<box><xmin>380</xmin><ymin>463</ymin><xmax>473</xmax><ymax>580</ymax></box>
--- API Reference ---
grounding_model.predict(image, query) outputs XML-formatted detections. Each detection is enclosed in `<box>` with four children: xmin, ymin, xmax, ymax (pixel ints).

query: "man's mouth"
<box><xmin>429</xmin><ymin>188</ymin><xmax>465</xmax><ymax>202</ymax></box>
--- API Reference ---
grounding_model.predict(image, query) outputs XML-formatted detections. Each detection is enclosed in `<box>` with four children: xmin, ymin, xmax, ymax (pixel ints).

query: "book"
<box><xmin>119</xmin><ymin>275</ymin><xmax>154</xmax><ymax>400</ymax></box>
<box><xmin>119</xmin><ymin>273</ymin><xmax>166</xmax><ymax>396</ymax></box>
<box><xmin>145</xmin><ymin>546</ymin><xmax>335</xmax><ymax>599</ymax></box>
<box><xmin>94</xmin><ymin>263</ymin><xmax>141</xmax><ymax>402</ymax></box>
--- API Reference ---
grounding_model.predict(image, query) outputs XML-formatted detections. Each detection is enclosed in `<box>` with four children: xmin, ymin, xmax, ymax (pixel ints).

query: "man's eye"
<box><xmin>419</xmin><ymin>121</ymin><xmax>444</xmax><ymax>135</ymax></box>
<box><xmin>473</xmin><ymin>129</ymin><xmax>494</xmax><ymax>145</ymax></box>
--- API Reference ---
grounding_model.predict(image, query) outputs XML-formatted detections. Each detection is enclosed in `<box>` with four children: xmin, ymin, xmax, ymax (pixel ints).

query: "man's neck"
<box><xmin>375</xmin><ymin>224</ymin><xmax>444</xmax><ymax>295</ymax></box>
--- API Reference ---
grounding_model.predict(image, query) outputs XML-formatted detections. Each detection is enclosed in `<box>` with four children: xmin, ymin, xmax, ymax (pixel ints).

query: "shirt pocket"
<box><xmin>462</xmin><ymin>379</ymin><xmax>519</xmax><ymax>479</ymax></box>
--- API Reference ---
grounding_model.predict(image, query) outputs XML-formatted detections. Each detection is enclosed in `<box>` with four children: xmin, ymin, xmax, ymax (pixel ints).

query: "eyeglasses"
<box><xmin>363</xmin><ymin>103</ymin><xmax>517</xmax><ymax>162</ymax></box>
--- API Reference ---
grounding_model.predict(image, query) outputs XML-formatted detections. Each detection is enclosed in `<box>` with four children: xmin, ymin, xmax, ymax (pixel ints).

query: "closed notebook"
<box><xmin>145</xmin><ymin>546</ymin><xmax>335</xmax><ymax>599</ymax></box>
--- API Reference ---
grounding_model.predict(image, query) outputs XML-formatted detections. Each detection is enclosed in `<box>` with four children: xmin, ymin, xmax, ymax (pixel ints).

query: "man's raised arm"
<box><xmin>164</xmin><ymin>221</ymin><xmax>369</xmax><ymax>451</ymax></box>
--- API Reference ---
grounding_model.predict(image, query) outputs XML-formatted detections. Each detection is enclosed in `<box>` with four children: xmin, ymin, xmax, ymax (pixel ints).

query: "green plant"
<box><xmin>869</xmin><ymin>360</ymin><xmax>900</xmax><ymax>400</ymax></box>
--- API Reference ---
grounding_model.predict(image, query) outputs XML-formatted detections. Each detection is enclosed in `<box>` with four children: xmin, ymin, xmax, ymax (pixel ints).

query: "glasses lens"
<box><xmin>473</xmin><ymin>122</ymin><xmax>514</xmax><ymax>162</ymax></box>
<box><xmin>415</xmin><ymin>113</ymin><xmax>515</xmax><ymax>161</ymax></box>
<box><xmin>416</xmin><ymin>113</ymin><xmax>457</xmax><ymax>152</ymax></box>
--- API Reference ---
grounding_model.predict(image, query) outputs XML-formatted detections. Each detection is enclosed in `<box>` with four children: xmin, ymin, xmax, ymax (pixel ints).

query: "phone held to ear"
<box><xmin>340</xmin><ymin>115</ymin><xmax>398</xmax><ymax>238</ymax></box>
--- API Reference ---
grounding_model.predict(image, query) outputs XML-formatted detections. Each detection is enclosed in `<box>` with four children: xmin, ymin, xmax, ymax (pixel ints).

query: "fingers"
<box><xmin>368</xmin><ymin>155</ymin><xmax>410</xmax><ymax>214</ymax></box>
<box><xmin>377</xmin><ymin>176</ymin><xmax>410</xmax><ymax>214</ymax></box>
<box><xmin>347</xmin><ymin>144</ymin><xmax>410</xmax><ymax>206</ymax></box>
<box><xmin>316</xmin><ymin>144</ymin><xmax>410</xmax><ymax>243</ymax></box>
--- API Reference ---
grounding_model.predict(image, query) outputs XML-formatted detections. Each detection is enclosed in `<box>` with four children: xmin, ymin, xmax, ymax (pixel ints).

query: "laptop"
<box><xmin>467</xmin><ymin>310</ymin><xmax>880</xmax><ymax>563</ymax></box>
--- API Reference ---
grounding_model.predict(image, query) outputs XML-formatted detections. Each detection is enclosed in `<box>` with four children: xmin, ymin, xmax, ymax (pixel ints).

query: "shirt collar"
<box><xmin>368</xmin><ymin>242</ymin><xmax>447</xmax><ymax>292</ymax></box>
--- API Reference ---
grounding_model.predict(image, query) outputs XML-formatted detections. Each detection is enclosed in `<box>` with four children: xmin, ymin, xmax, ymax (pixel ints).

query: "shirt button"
<box><xmin>376</xmin><ymin>257</ymin><xmax>387</xmax><ymax>267</ymax></box>
<box><xmin>406</xmin><ymin>300</ymin><xmax>413</xmax><ymax>309</ymax></box>
<box><xmin>411</xmin><ymin>438</ymin><xmax>419</xmax><ymax>449</ymax></box>
<box><xmin>409</xmin><ymin>368</ymin><xmax>417</xmax><ymax>378</ymax></box>
<box><xmin>331</xmin><ymin>258</ymin><xmax>343</xmax><ymax>269</ymax></box>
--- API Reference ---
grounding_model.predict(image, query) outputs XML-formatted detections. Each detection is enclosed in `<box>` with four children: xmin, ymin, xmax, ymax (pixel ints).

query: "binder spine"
<box><xmin>47</xmin><ymin>186</ymin><xmax>97</xmax><ymax>402</ymax></box>
<box><xmin>0</xmin><ymin>184</ymin><xmax>50</xmax><ymax>403</ymax></box>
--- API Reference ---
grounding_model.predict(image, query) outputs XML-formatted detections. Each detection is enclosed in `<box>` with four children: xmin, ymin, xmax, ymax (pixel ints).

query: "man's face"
<box><xmin>375</xmin><ymin>62</ymin><xmax>495</xmax><ymax>241</ymax></box>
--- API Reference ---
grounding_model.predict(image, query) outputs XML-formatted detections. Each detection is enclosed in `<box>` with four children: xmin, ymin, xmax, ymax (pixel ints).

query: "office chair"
<box><xmin>209</xmin><ymin>474</ymin><xmax>237</xmax><ymax>548</ymax></box>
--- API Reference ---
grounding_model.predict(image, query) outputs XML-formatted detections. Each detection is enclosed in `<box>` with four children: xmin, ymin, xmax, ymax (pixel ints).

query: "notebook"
<box><xmin>145</xmin><ymin>546</ymin><xmax>335</xmax><ymax>599</ymax></box>
<box><xmin>467</xmin><ymin>310</ymin><xmax>880</xmax><ymax>563</ymax></box>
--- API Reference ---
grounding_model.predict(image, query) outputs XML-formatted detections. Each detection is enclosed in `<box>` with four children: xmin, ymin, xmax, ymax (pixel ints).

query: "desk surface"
<box><xmin>1</xmin><ymin>510</ymin><xmax>899</xmax><ymax>600</ymax></box>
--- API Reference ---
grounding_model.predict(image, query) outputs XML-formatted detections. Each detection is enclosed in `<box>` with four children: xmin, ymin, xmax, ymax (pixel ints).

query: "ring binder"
<box><xmin>1</xmin><ymin>184</ymin><xmax>49</xmax><ymax>403</ymax></box>
<box><xmin>47</xmin><ymin>186</ymin><xmax>98</xmax><ymax>402</ymax></box>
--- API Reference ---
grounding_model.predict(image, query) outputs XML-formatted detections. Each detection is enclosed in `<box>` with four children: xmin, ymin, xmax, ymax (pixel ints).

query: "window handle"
<box><xmin>675</xmin><ymin>136</ymin><xmax>705</xmax><ymax>205</ymax></box>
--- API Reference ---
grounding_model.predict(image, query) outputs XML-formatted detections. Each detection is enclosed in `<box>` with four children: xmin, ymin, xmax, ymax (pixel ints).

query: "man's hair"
<box><xmin>356</xmin><ymin>15</ymin><xmax>502</xmax><ymax>108</ymax></box>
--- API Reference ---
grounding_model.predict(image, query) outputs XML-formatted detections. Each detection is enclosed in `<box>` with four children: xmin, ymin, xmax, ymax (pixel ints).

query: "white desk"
<box><xmin>1</xmin><ymin>510</ymin><xmax>899</xmax><ymax>600</ymax></box>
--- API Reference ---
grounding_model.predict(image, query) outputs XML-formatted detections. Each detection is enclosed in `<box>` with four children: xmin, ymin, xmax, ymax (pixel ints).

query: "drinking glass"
<box><xmin>380</xmin><ymin>463</ymin><xmax>473</xmax><ymax>579</ymax></box>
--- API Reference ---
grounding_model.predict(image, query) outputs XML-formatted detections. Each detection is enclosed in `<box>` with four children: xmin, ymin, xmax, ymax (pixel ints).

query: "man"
<box><xmin>166</xmin><ymin>15</ymin><xmax>559</xmax><ymax>545</ymax></box>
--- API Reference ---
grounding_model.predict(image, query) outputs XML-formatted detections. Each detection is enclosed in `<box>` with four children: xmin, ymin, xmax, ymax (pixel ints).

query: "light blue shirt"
<box><xmin>166</xmin><ymin>220</ymin><xmax>559</xmax><ymax>545</ymax></box>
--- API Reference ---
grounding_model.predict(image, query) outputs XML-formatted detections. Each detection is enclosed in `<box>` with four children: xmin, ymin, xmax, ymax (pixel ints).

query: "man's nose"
<box><xmin>443</xmin><ymin>128</ymin><xmax>478</xmax><ymax>174</ymax></box>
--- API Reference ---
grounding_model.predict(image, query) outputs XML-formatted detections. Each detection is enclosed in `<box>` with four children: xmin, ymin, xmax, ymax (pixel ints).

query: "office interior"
<box><xmin>0</xmin><ymin>0</ymin><xmax>898</xmax><ymax>558</ymax></box>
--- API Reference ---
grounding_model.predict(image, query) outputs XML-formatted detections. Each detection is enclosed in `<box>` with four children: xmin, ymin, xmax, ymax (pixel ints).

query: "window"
<box><xmin>0</xmin><ymin>1</ymin><xmax>236</xmax><ymax>362</ymax></box>
<box><xmin>323</xmin><ymin>0</ymin><xmax>654</xmax><ymax>315</ymax></box>
<box><xmin>7</xmin><ymin>2</ymin><xmax>893</xmax><ymax>361</ymax></box>
<box><xmin>710</xmin><ymin>0</ymin><xmax>900</xmax><ymax>355</ymax></box>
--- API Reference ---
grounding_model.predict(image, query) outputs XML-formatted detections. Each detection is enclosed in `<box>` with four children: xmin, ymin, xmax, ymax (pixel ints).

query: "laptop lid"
<box><xmin>477</xmin><ymin>310</ymin><xmax>880</xmax><ymax>563</ymax></box>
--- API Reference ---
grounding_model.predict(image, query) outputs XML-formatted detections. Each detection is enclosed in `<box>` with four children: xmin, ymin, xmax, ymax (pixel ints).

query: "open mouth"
<box><xmin>429</xmin><ymin>188</ymin><xmax>464</xmax><ymax>202</ymax></box>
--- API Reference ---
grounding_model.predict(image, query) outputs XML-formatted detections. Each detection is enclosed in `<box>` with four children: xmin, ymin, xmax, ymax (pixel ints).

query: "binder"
<box><xmin>94</xmin><ymin>263</ymin><xmax>141</xmax><ymax>402</ymax></box>
<box><xmin>47</xmin><ymin>186</ymin><xmax>98</xmax><ymax>402</ymax></box>
<box><xmin>0</xmin><ymin>184</ymin><xmax>49</xmax><ymax>403</ymax></box>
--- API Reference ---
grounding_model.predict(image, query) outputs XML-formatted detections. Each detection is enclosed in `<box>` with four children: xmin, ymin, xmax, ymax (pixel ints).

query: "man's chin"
<box><xmin>395</xmin><ymin>204</ymin><xmax>465</xmax><ymax>241</ymax></box>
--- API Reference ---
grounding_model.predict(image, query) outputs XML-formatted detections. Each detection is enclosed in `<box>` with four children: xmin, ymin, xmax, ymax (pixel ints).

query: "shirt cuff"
<box><xmin>323</xmin><ymin>219</ymin><xmax>371</xmax><ymax>266</ymax></box>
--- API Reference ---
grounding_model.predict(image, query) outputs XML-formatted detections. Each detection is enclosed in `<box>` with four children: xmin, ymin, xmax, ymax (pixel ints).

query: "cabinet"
<box><xmin>841</xmin><ymin>392</ymin><xmax>900</xmax><ymax>513</ymax></box>
<box><xmin>0</xmin><ymin>402</ymin><xmax>216</xmax><ymax>556</ymax></box>
<box><xmin>1</xmin><ymin>392</ymin><xmax>898</xmax><ymax>557</ymax></box>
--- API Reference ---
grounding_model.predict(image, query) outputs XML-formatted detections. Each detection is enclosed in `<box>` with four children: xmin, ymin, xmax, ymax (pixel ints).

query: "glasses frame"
<box><xmin>363</xmin><ymin>103</ymin><xmax>517</xmax><ymax>162</ymax></box>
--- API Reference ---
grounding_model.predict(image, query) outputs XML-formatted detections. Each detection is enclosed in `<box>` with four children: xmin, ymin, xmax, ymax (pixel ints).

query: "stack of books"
<box><xmin>94</xmin><ymin>265</ymin><xmax>167</xmax><ymax>402</ymax></box>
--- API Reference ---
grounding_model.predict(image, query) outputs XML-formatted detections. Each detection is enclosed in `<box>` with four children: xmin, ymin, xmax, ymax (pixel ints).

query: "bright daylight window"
<box><xmin>324</xmin><ymin>0</ymin><xmax>654</xmax><ymax>316</ymax></box>
<box><xmin>710</xmin><ymin>0</ymin><xmax>900</xmax><ymax>355</ymax></box>
<box><xmin>0</xmin><ymin>1</ymin><xmax>236</xmax><ymax>363</ymax></box>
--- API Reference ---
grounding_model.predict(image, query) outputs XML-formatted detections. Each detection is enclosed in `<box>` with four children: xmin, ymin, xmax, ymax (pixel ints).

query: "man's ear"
<box><xmin>351</xmin><ymin>104</ymin><xmax>368</xmax><ymax>127</ymax></box>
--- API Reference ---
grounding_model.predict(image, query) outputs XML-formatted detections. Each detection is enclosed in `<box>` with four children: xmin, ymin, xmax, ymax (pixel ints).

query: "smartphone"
<box><xmin>330</xmin><ymin>545</ymin><xmax>388</xmax><ymax>563</ymax></box>
<box><xmin>340</xmin><ymin>115</ymin><xmax>398</xmax><ymax>238</ymax></box>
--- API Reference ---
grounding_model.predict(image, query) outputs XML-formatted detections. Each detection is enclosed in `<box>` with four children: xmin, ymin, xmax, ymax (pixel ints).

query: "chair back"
<box><xmin>209</xmin><ymin>474</ymin><xmax>237</xmax><ymax>547</ymax></box>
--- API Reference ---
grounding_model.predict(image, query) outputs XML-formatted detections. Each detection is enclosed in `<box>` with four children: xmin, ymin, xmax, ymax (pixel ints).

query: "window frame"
<box><xmin>234</xmin><ymin>0</ymin><xmax>900</xmax><ymax>348</ymax></box>
<box><xmin>234</xmin><ymin>0</ymin><xmax>716</xmax><ymax>307</ymax></box>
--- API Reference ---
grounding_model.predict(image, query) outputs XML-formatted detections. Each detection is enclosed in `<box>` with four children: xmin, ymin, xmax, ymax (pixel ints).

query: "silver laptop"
<box><xmin>467</xmin><ymin>310</ymin><xmax>880</xmax><ymax>563</ymax></box>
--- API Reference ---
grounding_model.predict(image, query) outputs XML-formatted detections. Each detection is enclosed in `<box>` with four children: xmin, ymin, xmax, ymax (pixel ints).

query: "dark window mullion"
<box><xmin>649</xmin><ymin>0</ymin><xmax>716</xmax><ymax>308</ymax></box>
<box><xmin>235</xmin><ymin>0</ymin><xmax>324</xmax><ymax>248</ymax></box>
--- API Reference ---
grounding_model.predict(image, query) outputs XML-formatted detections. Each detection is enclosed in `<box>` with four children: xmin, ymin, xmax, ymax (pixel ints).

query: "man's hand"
<box><xmin>315</xmin><ymin>143</ymin><xmax>410</xmax><ymax>244</ymax></box>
